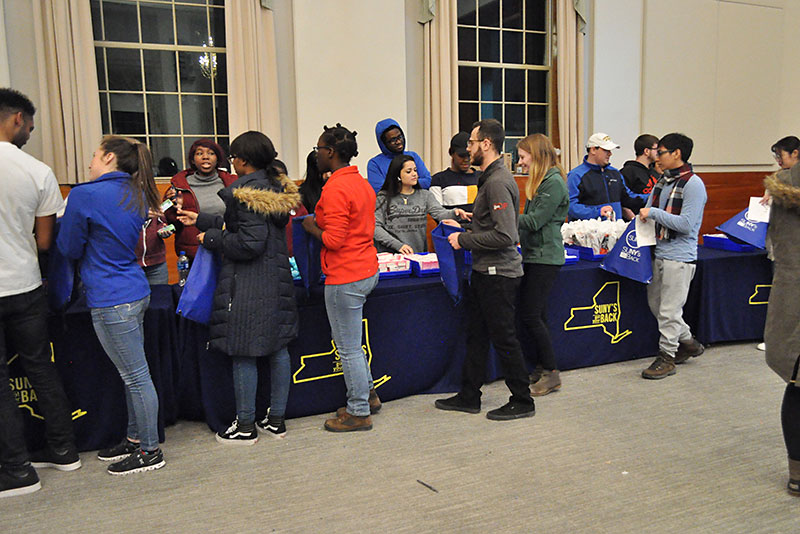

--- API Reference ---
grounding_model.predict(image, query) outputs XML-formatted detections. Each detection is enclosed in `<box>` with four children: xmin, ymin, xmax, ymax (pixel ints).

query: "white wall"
<box><xmin>590</xmin><ymin>0</ymin><xmax>644</xmax><ymax>166</ymax></box>
<box><xmin>291</xmin><ymin>0</ymin><xmax>408</xmax><ymax>175</ymax></box>
<box><xmin>0</xmin><ymin>0</ymin><xmax>10</xmax><ymax>87</ymax></box>
<box><xmin>3</xmin><ymin>0</ymin><xmax>43</xmax><ymax>160</ymax></box>
<box><xmin>592</xmin><ymin>0</ymin><xmax>800</xmax><ymax>172</ymax></box>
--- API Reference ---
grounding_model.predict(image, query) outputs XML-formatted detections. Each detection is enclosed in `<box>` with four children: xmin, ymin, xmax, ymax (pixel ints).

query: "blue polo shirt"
<box><xmin>57</xmin><ymin>171</ymin><xmax>150</xmax><ymax>308</ymax></box>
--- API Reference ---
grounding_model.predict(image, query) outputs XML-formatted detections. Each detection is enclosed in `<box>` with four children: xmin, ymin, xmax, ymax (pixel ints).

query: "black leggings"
<box><xmin>519</xmin><ymin>263</ymin><xmax>561</xmax><ymax>371</ymax></box>
<box><xmin>783</xmin><ymin>356</ymin><xmax>800</xmax><ymax>461</ymax></box>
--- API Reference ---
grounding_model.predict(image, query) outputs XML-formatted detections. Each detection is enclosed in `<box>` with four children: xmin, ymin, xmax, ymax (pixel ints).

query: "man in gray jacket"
<box><xmin>434</xmin><ymin>119</ymin><xmax>535</xmax><ymax>420</ymax></box>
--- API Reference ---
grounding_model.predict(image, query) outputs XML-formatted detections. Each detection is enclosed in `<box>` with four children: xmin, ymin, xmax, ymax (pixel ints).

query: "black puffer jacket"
<box><xmin>196</xmin><ymin>169</ymin><xmax>300</xmax><ymax>357</ymax></box>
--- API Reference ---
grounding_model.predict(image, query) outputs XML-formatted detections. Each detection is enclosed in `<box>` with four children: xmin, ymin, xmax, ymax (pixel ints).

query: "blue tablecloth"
<box><xmin>11</xmin><ymin>247</ymin><xmax>772</xmax><ymax>446</ymax></box>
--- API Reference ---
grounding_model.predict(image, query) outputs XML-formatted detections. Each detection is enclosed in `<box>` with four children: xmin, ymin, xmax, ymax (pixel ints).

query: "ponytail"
<box><xmin>100</xmin><ymin>136</ymin><xmax>160</xmax><ymax>214</ymax></box>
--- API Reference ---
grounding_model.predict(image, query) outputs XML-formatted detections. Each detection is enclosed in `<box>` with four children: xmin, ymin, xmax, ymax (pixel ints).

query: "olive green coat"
<box><xmin>519</xmin><ymin>167</ymin><xmax>569</xmax><ymax>265</ymax></box>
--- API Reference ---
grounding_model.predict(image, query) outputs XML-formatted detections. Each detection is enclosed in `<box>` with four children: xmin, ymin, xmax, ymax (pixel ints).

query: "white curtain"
<box><xmin>32</xmin><ymin>0</ymin><xmax>102</xmax><ymax>184</ymax></box>
<box><xmin>555</xmin><ymin>0</ymin><xmax>586</xmax><ymax>170</ymax></box>
<box><xmin>224</xmin><ymin>0</ymin><xmax>281</xmax><ymax>150</ymax></box>
<box><xmin>422</xmin><ymin>0</ymin><xmax>459</xmax><ymax>175</ymax></box>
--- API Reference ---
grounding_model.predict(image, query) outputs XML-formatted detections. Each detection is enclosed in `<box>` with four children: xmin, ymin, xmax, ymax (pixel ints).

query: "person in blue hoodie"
<box><xmin>367</xmin><ymin>118</ymin><xmax>431</xmax><ymax>193</ymax></box>
<box><xmin>57</xmin><ymin>136</ymin><xmax>166</xmax><ymax>476</ymax></box>
<box><xmin>566</xmin><ymin>132</ymin><xmax>646</xmax><ymax>221</ymax></box>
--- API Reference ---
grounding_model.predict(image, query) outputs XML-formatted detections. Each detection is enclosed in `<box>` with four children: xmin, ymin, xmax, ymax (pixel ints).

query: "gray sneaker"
<box><xmin>642</xmin><ymin>351</ymin><xmax>676</xmax><ymax>379</ymax></box>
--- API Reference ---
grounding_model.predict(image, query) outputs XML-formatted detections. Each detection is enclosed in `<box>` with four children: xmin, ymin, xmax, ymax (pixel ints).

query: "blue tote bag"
<box><xmin>716</xmin><ymin>208</ymin><xmax>768</xmax><ymax>249</ymax></box>
<box><xmin>176</xmin><ymin>246</ymin><xmax>221</xmax><ymax>324</ymax></box>
<box><xmin>431</xmin><ymin>222</ymin><xmax>469</xmax><ymax>303</ymax></box>
<box><xmin>600</xmin><ymin>220</ymin><xmax>653</xmax><ymax>284</ymax></box>
<box><xmin>292</xmin><ymin>215</ymin><xmax>323</xmax><ymax>290</ymax></box>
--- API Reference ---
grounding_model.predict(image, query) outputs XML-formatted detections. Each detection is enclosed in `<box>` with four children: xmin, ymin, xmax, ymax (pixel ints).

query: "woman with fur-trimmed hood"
<box><xmin>177</xmin><ymin>131</ymin><xmax>299</xmax><ymax>445</ymax></box>
<box><xmin>763</xmin><ymin>163</ymin><xmax>800</xmax><ymax>496</ymax></box>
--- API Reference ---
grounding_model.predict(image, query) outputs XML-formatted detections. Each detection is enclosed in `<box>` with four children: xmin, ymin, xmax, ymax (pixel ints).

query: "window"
<box><xmin>456</xmin><ymin>0</ymin><xmax>551</xmax><ymax>164</ymax></box>
<box><xmin>91</xmin><ymin>0</ymin><xmax>228</xmax><ymax>177</ymax></box>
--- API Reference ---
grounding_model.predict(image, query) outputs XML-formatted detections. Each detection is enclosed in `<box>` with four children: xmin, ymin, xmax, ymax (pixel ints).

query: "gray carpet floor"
<box><xmin>2</xmin><ymin>342</ymin><xmax>798</xmax><ymax>533</ymax></box>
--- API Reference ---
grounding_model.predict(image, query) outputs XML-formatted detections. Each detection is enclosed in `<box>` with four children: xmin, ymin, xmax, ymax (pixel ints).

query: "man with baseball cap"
<box><xmin>566</xmin><ymin>132</ymin><xmax>646</xmax><ymax>221</ymax></box>
<box><xmin>430</xmin><ymin>132</ymin><xmax>481</xmax><ymax>212</ymax></box>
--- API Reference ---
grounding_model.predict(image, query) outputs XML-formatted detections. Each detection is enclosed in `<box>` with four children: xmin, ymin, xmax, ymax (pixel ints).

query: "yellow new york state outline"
<box><xmin>563</xmin><ymin>281</ymin><xmax>632</xmax><ymax>344</ymax></box>
<box><xmin>292</xmin><ymin>318</ymin><xmax>391</xmax><ymax>387</ymax></box>
<box><xmin>7</xmin><ymin>343</ymin><xmax>89</xmax><ymax>421</ymax></box>
<box><xmin>748</xmin><ymin>284</ymin><xmax>772</xmax><ymax>305</ymax></box>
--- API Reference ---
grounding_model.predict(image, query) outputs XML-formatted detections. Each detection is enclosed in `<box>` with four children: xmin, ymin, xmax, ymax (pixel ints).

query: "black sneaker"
<box><xmin>98</xmin><ymin>439</ymin><xmax>139</xmax><ymax>462</ymax></box>
<box><xmin>486</xmin><ymin>401</ymin><xmax>535</xmax><ymax>421</ymax></box>
<box><xmin>216</xmin><ymin>419</ymin><xmax>258</xmax><ymax>445</ymax></box>
<box><xmin>30</xmin><ymin>446</ymin><xmax>82</xmax><ymax>471</ymax></box>
<box><xmin>107</xmin><ymin>448</ymin><xmax>165</xmax><ymax>476</ymax></box>
<box><xmin>434</xmin><ymin>394</ymin><xmax>480</xmax><ymax>414</ymax></box>
<box><xmin>0</xmin><ymin>466</ymin><xmax>41</xmax><ymax>499</ymax></box>
<box><xmin>256</xmin><ymin>415</ymin><xmax>287</xmax><ymax>439</ymax></box>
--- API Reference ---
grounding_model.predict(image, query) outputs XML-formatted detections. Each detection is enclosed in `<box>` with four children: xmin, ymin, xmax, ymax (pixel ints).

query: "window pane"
<box><xmin>458</xmin><ymin>66</ymin><xmax>478</xmax><ymax>101</ymax></box>
<box><xmin>525</xmin><ymin>0</ymin><xmax>547</xmax><ymax>31</ymax></box>
<box><xmin>480</xmin><ymin>67</ymin><xmax>502</xmax><ymax>101</ymax></box>
<box><xmin>90</xmin><ymin>0</ymin><xmax>102</xmax><ymax>41</ymax></box>
<box><xmin>151</xmin><ymin>137</ymin><xmax>184</xmax><ymax>176</ymax></box>
<box><xmin>95</xmin><ymin>47</ymin><xmax>106</xmax><ymax>91</ymax></box>
<box><xmin>526</xmin><ymin>32</ymin><xmax>547</xmax><ymax>65</ymax></box>
<box><xmin>109</xmin><ymin>93</ymin><xmax>145</xmax><ymax>134</ymax></box>
<box><xmin>478</xmin><ymin>29</ymin><xmax>500</xmax><ymax>63</ymax></box>
<box><xmin>504</xmin><ymin>69</ymin><xmax>525</xmax><ymax>102</ymax></box>
<box><xmin>215</xmin><ymin>53</ymin><xmax>228</xmax><ymax>93</ymax></box>
<box><xmin>527</xmin><ymin>105</ymin><xmax>547</xmax><ymax>134</ymax></box>
<box><xmin>176</xmin><ymin>5</ymin><xmax>209</xmax><ymax>46</ymax></box>
<box><xmin>478</xmin><ymin>0</ymin><xmax>500</xmax><ymax>28</ymax></box>
<box><xmin>503</xmin><ymin>0</ymin><xmax>523</xmax><ymax>29</ymax></box>
<box><xmin>146</xmin><ymin>94</ymin><xmax>181</xmax><ymax>135</ymax></box>
<box><xmin>458</xmin><ymin>27</ymin><xmax>476</xmax><ymax>61</ymax></box>
<box><xmin>102</xmin><ymin>1</ymin><xmax>139</xmax><ymax>43</ymax></box>
<box><xmin>457</xmin><ymin>0</ymin><xmax>477</xmax><ymax>25</ymax></box>
<box><xmin>182</xmin><ymin>95</ymin><xmax>214</xmax><ymax>134</ymax></box>
<box><xmin>179</xmin><ymin>51</ymin><xmax>212</xmax><ymax>93</ymax></box>
<box><xmin>216</xmin><ymin>137</ymin><xmax>230</xmax><ymax>161</ymax></box>
<box><xmin>144</xmin><ymin>50</ymin><xmax>177</xmax><ymax>92</ymax></box>
<box><xmin>504</xmin><ymin>138</ymin><xmax>520</xmax><ymax>163</ymax></box>
<box><xmin>99</xmin><ymin>93</ymin><xmax>110</xmax><ymax>134</ymax></box>
<box><xmin>481</xmin><ymin>103</ymin><xmax>502</xmax><ymax>121</ymax></box>
<box><xmin>141</xmin><ymin>3</ymin><xmax>175</xmax><ymax>45</ymax></box>
<box><xmin>215</xmin><ymin>96</ymin><xmax>228</xmax><ymax>135</ymax></box>
<box><xmin>209</xmin><ymin>7</ymin><xmax>226</xmax><ymax>47</ymax></box>
<box><xmin>106</xmin><ymin>48</ymin><xmax>142</xmax><ymax>91</ymax></box>
<box><xmin>459</xmin><ymin>103</ymin><xmax>478</xmax><ymax>134</ymax></box>
<box><xmin>527</xmin><ymin>70</ymin><xmax>547</xmax><ymax>103</ymax></box>
<box><xmin>505</xmin><ymin>104</ymin><xmax>525</xmax><ymax>136</ymax></box>
<box><xmin>502</xmin><ymin>31</ymin><xmax>522</xmax><ymax>64</ymax></box>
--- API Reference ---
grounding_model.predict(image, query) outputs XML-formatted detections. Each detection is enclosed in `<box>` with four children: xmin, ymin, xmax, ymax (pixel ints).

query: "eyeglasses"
<box><xmin>773</xmin><ymin>152</ymin><xmax>783</xmax><ymax>161</ymax></box>
<box><xmin>313</xmin><ymin>145</ymin><xmax>333</xmax><ymax>153</ymax></box>
<box><xmin>656</xmin><ymin>149</ymin><xmax>673</xmax><ymax>157</ymax></box>
<box><xmin>467</xmin><ymin>138</ymin><xmax>482</xmax><ymax>146</ymax></box>
<box><xmin>228</xmin><ymin>154</ymin><xmax>237</xmax><ymax>161</ymax></box>
<box><xmin>385</xmin><ymin>133</ymin><xmax>404</xmax><ymax>145</ymax></box>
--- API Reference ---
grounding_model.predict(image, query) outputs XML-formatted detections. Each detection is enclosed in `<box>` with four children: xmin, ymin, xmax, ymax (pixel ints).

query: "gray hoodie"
<box><xmin>374</xmin><ymin>189</ymin><xmax>454</xmax><ymax>253</ymax></box>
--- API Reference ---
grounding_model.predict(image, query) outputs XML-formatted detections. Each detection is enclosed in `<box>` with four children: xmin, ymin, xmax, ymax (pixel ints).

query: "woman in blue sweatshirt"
<box><xmin>57</xmin><ymin>136</ymin><xmax>165</xmax><ymax>476</ymax></box>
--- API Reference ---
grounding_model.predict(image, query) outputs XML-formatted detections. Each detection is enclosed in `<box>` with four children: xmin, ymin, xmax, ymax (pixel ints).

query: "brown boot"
<box><xmin>788</xmin><ymin>458</ymin><xmax>800</xmax><ymax>496</ymax></box>
<box><xmin>674</xmin><ymin>337</ymin><xmax>704</xmax><ymax>364</ymax></box>
<box><xmin>336</xmin><ymin>389</ymin><xmax>382</xmax><ymax>417</ymax></box>
<box><xmin>641</xmin><ymin>351</ymin><xmax>676</xmax><ymax>379</ymax></box>
<box><xmin>530</xmin><ymin>370</ymin><xmax>561</xmax><ymax>397</ymax></box>
<box><xmin>324</xmin><ymin>412</ymin><xmax>372</xmax><ymax>432</ymax></box>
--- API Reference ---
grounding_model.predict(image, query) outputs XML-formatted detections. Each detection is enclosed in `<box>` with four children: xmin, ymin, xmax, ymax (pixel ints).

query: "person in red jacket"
<box><xmin>163</xmin><ymin>139</ymin><xmax>237</xmax><ymax>260</ymax></box>
<box><xmin>302</xmin><ymin>123</ymin><xmax>380</xmax><ymax>432</ymax></box>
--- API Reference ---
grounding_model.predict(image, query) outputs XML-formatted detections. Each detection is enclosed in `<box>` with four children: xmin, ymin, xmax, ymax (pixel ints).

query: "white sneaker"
<box><xmin>757</xmin><ymin>342</ymin><xmax>766</xmax><ymax>351</ymax></box>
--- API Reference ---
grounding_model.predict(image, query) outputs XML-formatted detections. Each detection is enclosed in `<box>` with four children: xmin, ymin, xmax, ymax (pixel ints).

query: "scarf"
<box><xmin>650</xmin><ymin>163</ymin><xmax>693</xmax><ymax>241</ymax></box>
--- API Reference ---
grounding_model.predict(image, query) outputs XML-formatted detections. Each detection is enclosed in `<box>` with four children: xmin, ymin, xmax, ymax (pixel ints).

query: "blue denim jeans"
<box><xmin>324</xmin><ymin>272</ymin><xmax>379</xmax><ymax>416</ymax></box>
<box><xmin>143</xmin><ymin>262</ymin><xmax>169</xmax><ymax>285</ymax></box>
<box><xmin>232</xmin><ymin>346</ymin><xmax>290</xmax><ymax>425</ymax></box>
<box><xmin>90</xmin><ymin>295</ymin><xmax>160</xmax><ymax>451</ymax></box>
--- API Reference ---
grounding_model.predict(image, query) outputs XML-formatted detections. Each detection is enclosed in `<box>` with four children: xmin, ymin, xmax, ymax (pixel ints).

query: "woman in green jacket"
<box><xmin>517</xmin><ymin>134</ymin><xmax>569</xmax><ymax>396</ymax></box>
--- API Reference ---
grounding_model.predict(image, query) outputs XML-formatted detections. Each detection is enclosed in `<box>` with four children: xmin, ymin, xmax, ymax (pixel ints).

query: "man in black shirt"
<box><xmin>430</xmin><ymin>132</ymin><xmax>480</xmax><ymax>211</ymax></box>
<box><xmin>620</xmin><ymin>134</ymin><xmax>660</xmax><ymax>195</ymax></box>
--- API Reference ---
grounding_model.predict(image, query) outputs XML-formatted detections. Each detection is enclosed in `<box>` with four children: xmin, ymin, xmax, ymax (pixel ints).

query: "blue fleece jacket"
<box><xmin>567</xmin><ymin>157</ymin><xmax>647</xmax><ymax>221</ymax></box>
<box><xmin>57</xmin><ymin>171</ymin><xmax>150</xmax><ymax>308</ymax></box>
<box><xmin>366</xmin><ymin>118</ymin><xmax>431</xmax><ymax>193</ymax></box>
<box><xmin>646</xmin><ymin>174</ymin><xmax>707</xmax><ymax>263</ymax></box>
